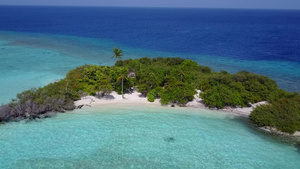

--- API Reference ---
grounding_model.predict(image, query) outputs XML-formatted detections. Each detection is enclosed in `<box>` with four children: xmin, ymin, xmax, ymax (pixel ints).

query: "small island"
<box><xmin>0</xmin><ymin>50</ymin><xmax>299</xmax><ymax>135</ymax></box>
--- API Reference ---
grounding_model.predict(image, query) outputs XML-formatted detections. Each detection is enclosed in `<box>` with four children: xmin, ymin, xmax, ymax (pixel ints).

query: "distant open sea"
<box><xmin>1</xmin><ymin>6</ymin><xmax>300</xmax><ymax>169</ymax></box>
<box><xmin>1</xmin><ymin>6</ymin><xmax>300</xmax><ymax>104</ymax></box>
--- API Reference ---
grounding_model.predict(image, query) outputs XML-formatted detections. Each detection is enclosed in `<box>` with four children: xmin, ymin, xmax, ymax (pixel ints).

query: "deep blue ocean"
<box><xmin>1</xmin><ymin>6</ymin><xmax>300</xmax><ymax>96</ymax></box>
<box><xmin>1</xmin><ymin>6</ymin><xmax>300</xmax><ymax>62</ymax></box>
<box><xmin>1</xmin><ymin>6</ymin><xmax>300</xmax><ymax>168</ymax></box>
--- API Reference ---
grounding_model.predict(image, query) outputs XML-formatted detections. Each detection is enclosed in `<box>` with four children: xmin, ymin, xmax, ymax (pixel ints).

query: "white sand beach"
<box><xmin>75</xmin><ymin>91</ymin><xmax>161</xmax><ymax>108</ymax></box>
<box><xmin>75</xmin><ymin>90</ymin><xmax>263</xmax><ymax>117</ymax></box>
<box><xmin>222</xmin><ymin>101</ymin><xmax>267</xmax><ymax>117</ymax></box>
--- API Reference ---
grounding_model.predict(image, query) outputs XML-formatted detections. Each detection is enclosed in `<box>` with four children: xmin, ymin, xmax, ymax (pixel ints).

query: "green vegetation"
<box><xmin>199</xmin><ymin>71</ymin><xmax>279</xmax><ymax>108</ymax></box>
<box><xmin>55</xmin><ymin>57</ymin><xmax>284</xmax><ymax>109</ymax></box>
<box><xmin>250</xmin><ymin>94</ymin><xmax>300</xmax><ymax>133</ymax></box>
<box><xmin>0</xmin><ymin>52</ymin><xmax>299</xmax><ymax>134</ymax></box>
<box><xmin>0</xmin><ymin>79</ymin><xmax>80</xmax><ymax>122</ymax></box>
<box><xmin>147</xmin><ymin>89</ymin><xmax>157</xmax><ymax>102</ymax></box>
<box><xmin>112</xmin><ymin>47</ymin><xmax>123</xmax><ymax>60</ymax></box>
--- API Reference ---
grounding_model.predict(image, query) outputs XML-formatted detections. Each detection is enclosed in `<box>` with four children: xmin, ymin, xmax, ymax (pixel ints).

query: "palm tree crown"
<box><xmin>112</xmin><ymin>47</ymin><xmax>123</xmax><ymax>60</ymax></box>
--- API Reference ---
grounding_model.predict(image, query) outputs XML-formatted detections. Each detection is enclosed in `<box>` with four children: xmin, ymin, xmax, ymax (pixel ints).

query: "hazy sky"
<box><xmin>0</xmin><ymin>0</ymin><xmax>300</xmax><ymax>9</ymax></box>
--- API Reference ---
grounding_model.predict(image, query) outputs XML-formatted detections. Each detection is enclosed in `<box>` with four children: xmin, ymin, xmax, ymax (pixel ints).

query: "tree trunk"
<box><xmin>122</xmin><ymin>76</ymin><xmax>124</xmax><ymax>98</ymax></box>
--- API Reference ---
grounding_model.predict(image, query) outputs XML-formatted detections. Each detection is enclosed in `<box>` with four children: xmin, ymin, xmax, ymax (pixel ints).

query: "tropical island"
<box><xmin>0</xmin><ymin>48</ymin><xmax>299</xmax><ymax>135</ymax></box>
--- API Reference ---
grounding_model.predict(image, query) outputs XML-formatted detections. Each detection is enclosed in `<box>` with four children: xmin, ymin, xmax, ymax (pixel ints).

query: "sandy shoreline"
<box><xmin>74</xmin><ymin>91</ymin><xmax>300</xmax><ymax>137</ymax></box>
<box><xmin>75</xmin><ymin>91</ymin><xmax>262</xmax><ymax>117</ymax></box>
<box><xmin>75</xmin><ymin>91</ymin><xmax>161</xmax><ymax>108</ymax></box>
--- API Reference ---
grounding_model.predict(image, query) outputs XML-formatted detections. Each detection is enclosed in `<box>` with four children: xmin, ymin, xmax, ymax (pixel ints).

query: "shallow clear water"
<box><xmin>0</xmin><ymin>38</ymin><xmax>87</xmax><ymax>104</ymax></box>
<box><xmin>0</xmin><ymin>105</ymin><xmax>299</xmax><ymax>169</ymax></box>
<box><xmin>0</xmin><ymin>32</ymin><xmax>165</xmax><ymax>104</ymax></box>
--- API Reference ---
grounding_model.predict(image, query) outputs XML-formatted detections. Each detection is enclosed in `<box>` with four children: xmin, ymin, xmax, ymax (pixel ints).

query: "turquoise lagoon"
<box><xmin>1</xmin><ymin>31</ymin><xmax>300</xmax><ymax>168</ymax></box>
<box><xmin>0</xmin><ymin>32</ymin><xmax>173</xmax><ymax>104</ymax></box>
<box><xmin>1</xmin><ymin>105</ymin><xmax>300</xmax><ymax>168</ymax></box>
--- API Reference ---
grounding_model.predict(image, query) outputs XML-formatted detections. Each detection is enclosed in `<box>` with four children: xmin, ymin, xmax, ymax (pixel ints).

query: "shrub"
<box><xmin>147</xmin><ymin>89</ymin><xmax>156</xmax><ymax>102</ymax></box>
<box><xmin>250</xmin><ymin>96</ymin><xmax>300</xmax><ymax>134</ymax></box>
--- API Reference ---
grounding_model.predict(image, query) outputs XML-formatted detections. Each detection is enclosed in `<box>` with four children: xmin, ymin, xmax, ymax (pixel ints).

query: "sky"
<box><xmin>0</xmin><ymin>0</ymin><xmax>300</xmax><ymax>10</ymax></box>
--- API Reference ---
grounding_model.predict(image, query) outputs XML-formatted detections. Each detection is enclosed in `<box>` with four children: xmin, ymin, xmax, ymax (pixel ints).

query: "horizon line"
<box><xmin>0</xmin><ymin>4</ymin><xmax>300</xmax><ymax>11</ymax></box>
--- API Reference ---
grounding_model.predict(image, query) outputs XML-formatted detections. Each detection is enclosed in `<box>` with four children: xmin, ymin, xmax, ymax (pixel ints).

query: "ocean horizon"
<box><xmin>1</xmin><ymin>6</ymin><xmax>300</xmax><ymax>105</ymax></box>
<box><xmin>1</xmin><ymin>6</ymin><xmax>300</xmax><ymax>168</ymax></box>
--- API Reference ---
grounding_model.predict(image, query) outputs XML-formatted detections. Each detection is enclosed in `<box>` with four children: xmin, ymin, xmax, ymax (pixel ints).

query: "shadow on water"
<box><xmin>164</xmin><ymin>137</ymin><xmax>175</xmax><ymax>143</ymax></box>
<box><xmin>296</xmin><ymin>142</ymin><xmax>300</xmax><ymax>154</ymax></box>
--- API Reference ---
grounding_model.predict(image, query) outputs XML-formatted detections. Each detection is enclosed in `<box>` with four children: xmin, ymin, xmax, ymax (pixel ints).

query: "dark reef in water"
<box><xmin>164</xmin><ymin>137</ymin><xmax>175</xmax><ymax>143</ymax></box>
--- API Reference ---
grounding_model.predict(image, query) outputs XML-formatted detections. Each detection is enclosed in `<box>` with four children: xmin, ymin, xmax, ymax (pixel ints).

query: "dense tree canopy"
<box><xmin>250</xmin><ymin>95</ymin><xmax>300</xmax><ymax>133</ymax></box>
<box><xmin>199</xmin><ymin>71</ymin><xmax>279</xmax><ymax>108</ymax></box>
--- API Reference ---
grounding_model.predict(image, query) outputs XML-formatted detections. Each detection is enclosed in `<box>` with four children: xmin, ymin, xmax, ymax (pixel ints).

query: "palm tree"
<box><xmin>177</xmin><ymin>66</ymin><xmax>185</xmax><ymax>82</ymax></box>
<box><xmin>116</xmin><ymin>69</ymin><xmax>128</xmax><ymax>98</ymax></box>
<box><xmin>112</xmin><ymin>47</ymin><xmax>123</xmax><ymax>60</ymax></box>
<box><xmin>165</xmin><ymin>61</ymin><xmax>170</xmax><ymax>77</ymax></box>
